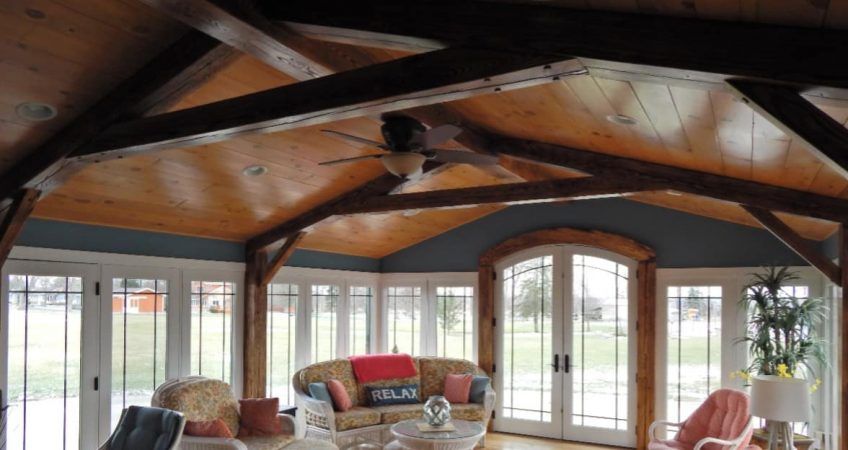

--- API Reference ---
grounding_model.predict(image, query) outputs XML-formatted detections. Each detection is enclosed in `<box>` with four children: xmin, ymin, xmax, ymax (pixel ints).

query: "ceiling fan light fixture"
<box><xmin>381</xmin><ymin>152</ymin><xmax>426</xmax><ymax>178</ymax></box>
<box><xmin>606</xmin><ymin>114</ymin><xmax>638</xmax><ymax>126</ymax></box>
<box><xmin>16</xmin><ymin>101</ymin><xmax>57</xmax><ymax>121</ymax></box>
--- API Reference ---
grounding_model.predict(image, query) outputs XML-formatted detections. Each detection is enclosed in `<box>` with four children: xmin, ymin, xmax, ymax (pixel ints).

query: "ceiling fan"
<box><xmin>319</xmin><ymin>114</ymin><xmax>499</xmax><ymax>178</ymax></box>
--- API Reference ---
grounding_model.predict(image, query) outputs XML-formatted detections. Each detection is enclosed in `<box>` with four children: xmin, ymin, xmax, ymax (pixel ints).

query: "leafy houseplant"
<box><xmin>737</xmin><ymin>266</ymin><xmax>828</xmax><ymax>381</ymax></box>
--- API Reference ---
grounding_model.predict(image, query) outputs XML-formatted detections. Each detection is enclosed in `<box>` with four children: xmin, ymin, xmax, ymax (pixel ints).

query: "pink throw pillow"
<box><xmin>238</xmin><ymin>397</ymin><xmax>282</xmax><ymax>437</ymax></box>
<box><xmin>185</xmin><ymin>419</ymin><xmax>234</xmax><ymax>438</ymax></box>
<box><xmin>444</xmin><ymin>373</ymin><xmax>474</xmax><ymax>404</ymax></box>
<box><xmin>327</xmin><ymin>379</ymin><xmax>353</xmax><ymax>412</ymax></box>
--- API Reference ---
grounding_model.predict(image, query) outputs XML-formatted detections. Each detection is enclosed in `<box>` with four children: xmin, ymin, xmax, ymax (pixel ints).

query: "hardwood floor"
<box><xmin>486</xmin><ymin>433</ymin><xmax>620</xmax><ymax>450</ymax></box>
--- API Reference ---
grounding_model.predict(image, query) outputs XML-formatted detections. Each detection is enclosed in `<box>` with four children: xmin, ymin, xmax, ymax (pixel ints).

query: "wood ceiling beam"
<box><xmin>0</xmin><ymin>31</ymin><xmax>238</xmax><ymax>204</ymax></box>
<box><xmin>727</xmin><ymin>79</ymin><xmax>848</xmax><ymax>180</ymax></box>
<box><xmin>337</xmin><ymin>176</ymin><xmax>653</xmax><ymax>215</ymax></box>
<box><xmin>262</xmin><ymin>231</ymin><xmax>306</xmax><ymax>285</ymax></box>
<box><xmin>137</xmin><ymin>0</ymin><xmax>334</xmax><ymax>81</ymax></box>
<box><xmin>76</xmin><ymin>50</ymin><xmax>584</xmax><ymax>160</ymax></box>
<box><xmin>742</xmin><ymin>206</ymin><xmax>841</xmax><ymax>284</ymax></box>
<box><xmin>0</xmin><ymin>189</ymin><xmax>39</xmax><ymax>268</ymax></box>
<box><xmin>270</xmin><ymin>0</ymin><xmax>848</xmax><ymax>97</ymax></box>
<box><xmin>247</xmin><ymin>162</ymin><xmax>447</xmax><ymax>252</ymax></box>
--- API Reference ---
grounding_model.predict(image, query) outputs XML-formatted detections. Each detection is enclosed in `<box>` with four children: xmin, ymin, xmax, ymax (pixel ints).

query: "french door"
<box><xmin>1</xmin><ymin>260</ymin><xmax>100</xmax><ymax>450</ymax></box>
<box><xmin>494</xmin><ymin>245</ymin><xmax>637</xmax><ymax>447</ymax></box>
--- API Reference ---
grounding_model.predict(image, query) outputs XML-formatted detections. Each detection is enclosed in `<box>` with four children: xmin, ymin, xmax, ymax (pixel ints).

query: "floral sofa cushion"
<box><xmin>335</xmin><ymin>407</ymin><xmax>381</xmax><ymax>431</ymax></box>
<box><xmin>152</xmin><ymin>376</ymin><xmax>241</xmax><ymax>437</ymax></box>
<box><xmin>371</xmin><ymin>404</ymin><xmax>423</xmax><ymax>424</ymax></box>
<box><xmin>418</xmin><ymin>357</ymin><xmax>482</xmax><ymax>400</ymax></box>
<box><xmin>450</xmin><ymin>404</ymin><xmax>487</xmax><ymax>421</ymax></box>
<box><xmin>239</xmin><ymin>434</ymin><xmax>295</xmax><ymax>450</ymax></box>
<box><xmin>299</xmin><ymin>359</ymin><xmax>361</xmax><ymax>406</ymax></box>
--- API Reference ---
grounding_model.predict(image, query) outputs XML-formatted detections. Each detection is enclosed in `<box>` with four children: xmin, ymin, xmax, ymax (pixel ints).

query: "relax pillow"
<box><xmin>366</xmin><ymin>384</ymin><xmax>420</xmax><ymax>406</ymax></box>
<box><xmin>327</xmin><ymin>379</ymin><xmax>353</xmax><ymax>412</ymax></box>
<box><xmin>444</xmin><ymin>374</ymin><xmax>474</xmax><ymax>403</ymax></box>
<box><xmin>238</xmin><ymin>397</ymin><xmax>282</xmax><ymax>437</ymax></box>
<box><xmin>308</xmin><ymin>382</ymin><xmax>334</xmax><ymax>406</ymax></box>
<box><xmin>185</xmin><ymin>419</ymin><xmax>233</xmax><ymax>438</ymax></box>
<box><xmin>469</xmin><ymin>376</ymin><xmax>490</xmax><ymax>404</ymax></box>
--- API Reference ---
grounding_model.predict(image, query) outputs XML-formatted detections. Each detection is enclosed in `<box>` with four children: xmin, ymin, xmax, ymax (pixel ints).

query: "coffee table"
<box><xmin>385</xmin><ymin>419</ymin><xmax>485</xmax><ymax>450</ymax></box>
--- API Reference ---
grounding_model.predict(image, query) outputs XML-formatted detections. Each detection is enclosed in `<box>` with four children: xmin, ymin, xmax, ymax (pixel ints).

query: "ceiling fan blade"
<box><xmin>321</xmin><ymin>129</ymin><xmax>388</xmax><ymax>149</ymax></box>
<box><xmin>429</xmin><ymin>149</ymin><xmax>499</xmax><ymax>165</ymax></box>
<box><xmin>411</xmin><ymin>124</ymin><xmax>462</xmax><ymax>148</ymax></box>
<box><xmin>318</xmin><ymin>154</ymin><xmax>384</xmax><ymax>166</ymax></box>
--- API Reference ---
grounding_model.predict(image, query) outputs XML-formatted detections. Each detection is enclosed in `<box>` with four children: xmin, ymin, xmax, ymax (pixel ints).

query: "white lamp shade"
<box><xmin>750</xmin><ymin>375</ymin><xmax>811</xmax><ymax>422</ymax></box>
<box><xmin>381</xmin><ymin>152</ymin><xmax>426</xmax><ymax>177</ymax></box>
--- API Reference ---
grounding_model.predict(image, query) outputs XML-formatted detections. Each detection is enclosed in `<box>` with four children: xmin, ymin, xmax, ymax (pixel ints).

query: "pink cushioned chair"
<box><xmin>649</xmin><ymin>389</ymin><xmax>757</xmax><ymax>450</ymax></box>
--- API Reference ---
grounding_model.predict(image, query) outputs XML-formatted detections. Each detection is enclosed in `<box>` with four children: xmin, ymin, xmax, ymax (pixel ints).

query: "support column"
<box><xmin>636</xmin><ymin>259</ymin><xmax>657</xmax><ymax>450</ymax></box>
<box><xmin>243</xmin><ymin>249</ymin><xmax>268</xmax><ymax>398</ymax></box>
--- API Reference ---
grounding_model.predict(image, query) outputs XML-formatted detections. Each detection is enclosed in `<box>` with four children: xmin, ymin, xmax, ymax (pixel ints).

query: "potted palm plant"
<box><xmin>737</xmin><ymin>266</ymin><xmax>827</xmax><ymax>450</ymax></box>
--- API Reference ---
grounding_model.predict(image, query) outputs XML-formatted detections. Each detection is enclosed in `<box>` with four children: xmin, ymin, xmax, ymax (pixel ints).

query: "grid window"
<box><xmin>571</xmin><ymin>255</ymin><xmax>630</xmax><ymax>430</ymax></box>
<box><xmin>386</xmin><ymin>286</ymin><xmax>422</xmax><ymax>356</ymax></box>
<box><xmin>435</xmin><ymin>286</ymin><xmax>474</xmax><ymax>361</ymax></box>
<box><xmin>349</xmin><ymin>286</ymin><xmax>373</xmax><ymax>356</ymax></box>
<box><xmin>267</xmin><ymin>283</ymin><xmax>298</xmax><ymax>405</ymax></box>
<box><xmin>311</xmin><ymin>285</ymin><xmax>339</xmax><ymax>362</ymax></box>
<box><xmin>190</xmin><ymin>281</ymin><xmax>235</xmax><ymax>383</ymax></box>
<box><xmin>666</xmin><ymin>286</ymin><xmax>722</xmax><ymax>423</ymax></box>
<box><xmin>7</xmin><ymin>275</ymin><xmax>84</xmax><ymax>450</ymax></box>
<box><xmin>111</xmin><ymin>278</ymin><xmax>168</xmax><ymax>430</ymax></box>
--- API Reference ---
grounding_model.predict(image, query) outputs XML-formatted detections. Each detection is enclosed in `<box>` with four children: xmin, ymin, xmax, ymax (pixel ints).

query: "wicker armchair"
<box><xmin>293</xmin><ymin>357</ymin><xmax>495</xmax><ymax>448</ymax></box>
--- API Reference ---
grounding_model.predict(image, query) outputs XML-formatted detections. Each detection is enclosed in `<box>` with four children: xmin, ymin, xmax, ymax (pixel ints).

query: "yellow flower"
<box><xmin>776</xmin><ymin>364</ymin><xmax>792</xmax><ymax>378</ymax></box>
<box><xmin>810</xmin><ymin>378</ymin><xmax>822</xmax><ymax>393</ymax></box>
<box><xmin>730</xmin><ymin>370</ymin><xmax>752</xmax><ymax>383</ymax></box>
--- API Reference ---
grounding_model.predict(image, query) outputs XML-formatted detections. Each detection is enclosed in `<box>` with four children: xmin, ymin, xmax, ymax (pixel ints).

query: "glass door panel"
<box><xmin>190</xmin><ymin>281</ymin><xmax>235</xmax><ymax>383</ymax></box>
<box><xmin>495</xmin><ymin>254</ymin><xmax>562</xmax><ymax>438</ymax></box>
<box><xmin>565</xmin><ymin>253</ymin><xmax>635</xmax><ymax>446</ymax></box>
<box><xmin>267</xmin><ymin>283</ymin><xmax>298</xmax><ymax>404</ymax></box>
<box><xmin>2</xmin><ymin>262</ymin><xmax>99</xmax><ymax>450</ymax></box>
<box><xmin>349</xmin><ymin>286</ymin><xmax>372</xmax><ymax>356</ymax></box>
<box><xmin>108</xmin><ymin>277</ymin><xmax>169</xmax><ymax>430</ymax></box>
<box><xmin>311</xmin><ymin>284</ymin><xmax>339</xmax><ymax>363</ymax></box>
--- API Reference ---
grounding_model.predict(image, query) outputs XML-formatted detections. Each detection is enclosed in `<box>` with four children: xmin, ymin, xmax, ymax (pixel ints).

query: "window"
<box><xmin>311</xmin><ymin>284</ymin><xmax>339</xmax><ymax>362</ymax></box>
<box><xmin>349</xmin><ymin>286</ymin><xmax>373</xmax><ymax>356</ymax></box>
<box><xmin>7</xmin><ymin>274</ymin><xmax>84</xmax><ymax>450</ymax></box>
<box><xmin>386</xmin><ymin>286</ymin><xmax>422</xmax><ymax>355</ymax></box>
<box><xmin>190</xmin><ymin>281</ymin><xmax>235</xmax><ymax>383</ymax></box>
<box><xmin>110</xmin><ymin>278</ymin><xmax>168</xmax><ymax>429</ymax></box>
<box><xmin>267</xmin><ymin>283</ymin><xmax>298</xmax><ymax>404</ymax></box>
<box><xmin>435</xmin><ymin>286</ymin><xmax>474</xmax><ymax>360</ymax></box>
<box><xmin>666</xmin><ymin>286</ymin><xmax>722</xmax><ymax>423</ymax></box>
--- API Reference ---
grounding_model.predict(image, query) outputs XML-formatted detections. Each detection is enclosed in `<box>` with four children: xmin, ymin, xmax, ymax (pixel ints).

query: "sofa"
<box><xmin>293</xmin><ymin>357</ymin><xmax>495</xmax><ymax>448</ymax></box>
<box><xmin>152</xmin><ymin>376</ymin><xmax>337</xmax><ymax>450</ymax></box>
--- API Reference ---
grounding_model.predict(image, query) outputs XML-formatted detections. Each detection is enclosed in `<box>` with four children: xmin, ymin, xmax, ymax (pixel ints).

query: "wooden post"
<box><xmin>840</xmin><ymin>225</ymin><xmax>848</xmax><ymax>450</ymax></box>
<box><xmin>636</xmin><ymin>259</ymin><xmax>657</xmax><ymax>450</ymax></box>
<box><xmin>243</xmin><ymin>249</ymin><xmax>268</xmax><ymax>398</ymax></box>
<box><xmin>0</xmin><ymin>189</ymin><xmax>40</xmax><ymax>268</ymax></box>
<box><xmin>478</xmin><ymin>264</ymin><xmax>495</xmax><ymax>376</ymax></box>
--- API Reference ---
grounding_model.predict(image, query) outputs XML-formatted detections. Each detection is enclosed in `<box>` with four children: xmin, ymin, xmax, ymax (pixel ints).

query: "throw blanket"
<box><xmin>348</xmin><ymin>353</ymin><xmax>417</xmax><ymax>383</ymax></box>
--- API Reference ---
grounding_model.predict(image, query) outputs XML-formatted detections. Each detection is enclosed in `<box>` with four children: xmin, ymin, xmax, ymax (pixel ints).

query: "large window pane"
<box><xmin>349</xmin><ymin>286</ymin><xmax>372</xmax><ymax>356</ymax></box>
<box><xmin>311</xmin><ymin>285</ymin><xmax>339</xmax><ymax>362</ymax></box>
<box><xmin>666</xmin><ymin>286</ymin><xmax>722</xmax><ymax>423</ymax></box>
<box><xmin>435</xmin><ymin>286</ymin><xmax>474</xmax><ymax>361</ymax></box>
<box><xmin>501</xmin><ymin>256</ymin><xmax>553</xmax><ymax>422</ymax></box>
<box><xmin>386</xmin><ymin>286</ymin><xmax>421</xmax><ymax>356</ymax></box>
<box><xmin>190</xmin><ymin>281</ymin><xmax>234</xmax><ymax>383</ymax></box>
<box><xmin>571</xmin><ymin>255</ymin><xmax>630</xmax><ymax>430</ymax></box>
<box><xmin>267</xmin><ymin>283</ymin><xmax>297</xmax><ymax>405</ymax></box>
<box><xmin>8</xmin><ymin>275</ymin><xmax>83</xmax><ymax>450</ymax></box>
<box><xmin>111</xmin><ymin>278</ymin><xmax>168</xmax><ymax>430</ymax></box>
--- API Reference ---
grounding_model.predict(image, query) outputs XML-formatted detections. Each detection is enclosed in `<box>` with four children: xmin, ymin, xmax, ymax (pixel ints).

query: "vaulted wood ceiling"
<box><xmin>2</xmin><ymin>0</ymin><xmax>847</xmax><ymax>258</ymax></box>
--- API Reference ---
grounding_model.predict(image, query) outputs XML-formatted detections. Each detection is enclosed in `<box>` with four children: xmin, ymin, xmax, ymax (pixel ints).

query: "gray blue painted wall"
<box><xmin>16</xmin><ymin>218</ymin><xmax>380</xmax><ymax>272</ymax></box>
<box><xmin>379</xmin><ymin>198</ymin><xmax>812</xmax><ymax>272</ymax></box>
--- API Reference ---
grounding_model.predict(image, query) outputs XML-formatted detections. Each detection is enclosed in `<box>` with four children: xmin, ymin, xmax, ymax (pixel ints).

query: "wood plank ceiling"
<box><xmin>2</xmin><ymin>0</ymin><xmax>847</xmax><ymax>258</ymax></box>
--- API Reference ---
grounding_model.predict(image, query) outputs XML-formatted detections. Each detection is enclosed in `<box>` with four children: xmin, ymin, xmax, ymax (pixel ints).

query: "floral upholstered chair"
<box><xmin>152</xmin><ymin>376</ymin><xmax>335</xmax><ymax>450</ymax></box>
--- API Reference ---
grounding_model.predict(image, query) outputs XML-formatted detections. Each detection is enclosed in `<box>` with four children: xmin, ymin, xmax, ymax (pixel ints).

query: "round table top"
<box><xmin>391</xmin><ymin>419</ymin><xmax>485</xmax><ymax>441</ymax></box>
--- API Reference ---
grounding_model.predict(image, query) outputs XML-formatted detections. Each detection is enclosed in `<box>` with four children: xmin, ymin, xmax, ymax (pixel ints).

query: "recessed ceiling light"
<box><xmin>606</xmin><ymin>114</ymin><xmax>638</xmax><ymax>126</ymax></box>
<box><xmin>242</xmin><ymin>165</ymin><xmax>268</xmax><ymax>176</ymax></box>
<box><xmin>16</xmin><ymin>102</ymin><xmax>57</xmax><ymax>121</ymax></box>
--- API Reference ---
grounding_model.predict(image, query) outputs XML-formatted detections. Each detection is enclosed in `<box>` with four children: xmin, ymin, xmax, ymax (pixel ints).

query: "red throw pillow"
<box><xmin>444</xmin><ymin>373</ymin><xmax>474</xmax><ymax>404</ymax></box>
<box><xmin>184</xmin><ymin>419</ymin><xmax>233</xmax><ymax>438</ymax></box>
<box><xmin>327</xmin><ymin>379</ymin><xmax>353</xmax><ymax>412</ymax></box>
<box><xmin>238</xmin><ymin>397</ymin><xmax>282</xmax><ymax>437</ymax></box>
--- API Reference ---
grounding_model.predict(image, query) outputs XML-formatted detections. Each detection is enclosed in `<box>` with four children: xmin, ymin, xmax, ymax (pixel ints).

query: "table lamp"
<box><xmin>750</xmin><ymin>375</ymin><xmax>811</xmax><ymax>450</ymax></box>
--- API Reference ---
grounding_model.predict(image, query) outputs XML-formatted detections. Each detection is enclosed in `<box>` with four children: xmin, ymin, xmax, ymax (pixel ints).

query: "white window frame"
<box><xmin>381</xmin><ymin>274</ymin><xmax>429</xmax><ymax>355</ymax></box>
<box><xmin>427</xmin><ymin>273</ymin><xmax>478</xmax><ymax>362</ymax></box>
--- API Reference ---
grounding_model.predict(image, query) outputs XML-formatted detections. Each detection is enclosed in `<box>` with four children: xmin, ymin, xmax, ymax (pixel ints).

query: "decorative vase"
<box><xmin>423</xmin><ymin>395</ymin><xmax>451</xmax><ymax>426</ymax></box>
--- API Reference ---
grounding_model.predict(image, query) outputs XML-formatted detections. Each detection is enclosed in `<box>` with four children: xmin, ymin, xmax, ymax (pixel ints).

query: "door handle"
<box><xmin>552</xmin><ymin>354</ymin><xmax>560</xmax><ymax>372</ymax></box>
<box><xmin>563</xmin><ymin>354</ymin><xmax>571</xmax><ymax>373</ymax></box>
